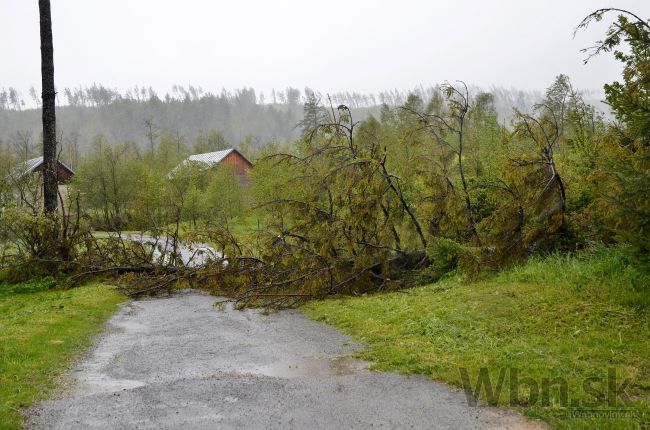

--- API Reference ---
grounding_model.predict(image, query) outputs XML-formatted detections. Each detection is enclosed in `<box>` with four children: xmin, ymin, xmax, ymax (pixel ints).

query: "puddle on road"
<box><xmin>252</xmin><ymin>356</ymin><xmax>368</xmax><ymax>379</ymax></box>
<box><xmin>71</xmin><ymin>357</ymin><xmax>366</xmax><ymax>396</ymax></box>
<box><xmin>71</xmin><ymin>348</ymin><xmax>147</xmax><ymax>396</ymax></box>
<box><xmin>76</xmin><ymin>375</ymin><xmax>146</xmax><ymax>395</ymax></box>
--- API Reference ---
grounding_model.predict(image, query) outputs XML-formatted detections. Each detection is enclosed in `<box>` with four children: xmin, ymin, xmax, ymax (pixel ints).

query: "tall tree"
<box><xmin>144</xmin><ymin>116</ymin><xmax>159</xmax><ymax>156</ymax></box>
<box><xmin>298</xmin><ymin>92</ymin><xmax>328</xmax><ymax>135</ymax></box>
<box><xmin>39</xmin><ymin>0</ymin><xmax>57</xmax><ymax>213</ymax></box>
<box><xmin>576</xmin><ymin>8</ymin><xmax>650</xmax><ymax>254</ymax></box>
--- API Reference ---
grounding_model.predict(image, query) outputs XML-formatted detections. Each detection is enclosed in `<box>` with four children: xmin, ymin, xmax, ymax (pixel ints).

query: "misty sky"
<box><xmin>1</xmin><ymin>0</ymin><xmax>649</xmax><ymax>100</ymax></box>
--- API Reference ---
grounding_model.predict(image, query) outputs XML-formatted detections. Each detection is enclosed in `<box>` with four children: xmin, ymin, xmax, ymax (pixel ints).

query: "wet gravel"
<box><xmin>27</xmin><ymin>292</ymin><xmax>546</xmax><ymax>430</ymax></box>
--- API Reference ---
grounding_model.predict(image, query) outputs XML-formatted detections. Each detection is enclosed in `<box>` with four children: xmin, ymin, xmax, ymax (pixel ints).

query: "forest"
<box><xmin>0</xmin><ymin>82</ymin><xmax>609</xmax><ymax>168</ymax></box>
<box><xmin>0</xmin><ymin>5</ymin><xmax>648</xmax><ymax>430</ymax></box>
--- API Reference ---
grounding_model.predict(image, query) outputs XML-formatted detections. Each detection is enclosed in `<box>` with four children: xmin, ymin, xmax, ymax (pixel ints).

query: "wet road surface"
<box><xmin>28</xmin><ymin>292</ymin><xmax>547</xmax><ymax>430</ymax></box>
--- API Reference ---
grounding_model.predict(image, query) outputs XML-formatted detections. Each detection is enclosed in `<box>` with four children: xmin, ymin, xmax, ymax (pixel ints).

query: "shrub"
<box><xmin>425</xmin><ymin>237</ymin><xmax>473</xmax><ymax>279</ymax></box>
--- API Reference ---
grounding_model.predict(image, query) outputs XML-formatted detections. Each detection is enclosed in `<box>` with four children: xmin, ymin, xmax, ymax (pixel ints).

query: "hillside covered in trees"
<box><xmin>0</xmin><ymin>84</ymin><xmax>608</xmax><ymax>168</ymax></box>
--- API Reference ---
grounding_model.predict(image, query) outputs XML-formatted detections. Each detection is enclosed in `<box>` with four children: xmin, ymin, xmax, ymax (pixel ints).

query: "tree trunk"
<box><xmin>457</xmin><ymin>118</ymin><xmax>481</xmax><ymax>246</ymax></box>
<box><xmin>39</xmin><ymin>0</ymin><xmax>57</xmax><ymax>213</ymax></box>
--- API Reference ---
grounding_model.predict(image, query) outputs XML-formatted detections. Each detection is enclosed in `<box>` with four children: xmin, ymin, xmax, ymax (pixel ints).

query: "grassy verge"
<box><xmin>0</xmin><ymin>281</ymin><xmax>125</xmax><ymax>429</ymax></box>
<box><xmin>303</xmin><ymin>246</ymin><xmax>649</xmax><ymax>430</ymax></box>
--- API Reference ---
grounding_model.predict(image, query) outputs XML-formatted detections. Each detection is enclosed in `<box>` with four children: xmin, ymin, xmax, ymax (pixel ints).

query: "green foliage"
<box><xmin>205</xmin><ymin>165</ymin><xmax>244</xmax><ymax>224</ymax></box>
<box><xmin>70</xmin><ymin>133</ymin><xmax>248</xmax><ymax>231</ymax></box>
<box><xmin>575</xmin><ymin>9</ymin><xmax>650</xmax><ymax>257</ymax></box>
<box><xmin>193</xmin><ymin>129</ymin><xmax>230</xmax><ymax>153</ymax></box>
<box><xmin>590</xmin><ymin>139</ymin><xmax>650</xmax><ymax>256</ymax></box>
<box><xmin>154</xmin><ymin>131</ymin><xmax>188</xmax><ymax>170</ymax></box>
<box><xmin>578</xmin><ymin>11</ymin><xmax>650</xmax><ymax>145</ymax></box>
<box><xmin>0</xmin><ymin>209</ymin><xmax>92</xmax><ymax>280</ymax></box>
<box><xmin>71</xmin><ymin>137</ymin><xmax>144</xmax><ymax>229</ymax></box>
<box><xmin>231</xmin><ymin>104</ymin><xmax>433</xmax><ymax>306</ymax></box>
<box><xmin>298</xmin><ymin>91</ymin><xmax>329</xmax><ymax>135</ymax></box>
<box><xmin>0</xmin><ymin>148</ymin><xmax>13</xmax><ymax>205</ymax></box>
<box><xmin>0</xmin><ymin>277</ymin><xmax>56</xmax><ymax>298</ymax></box>
<box><xmin>237</xmin><ymin>53</ymin><xmax>649</xmax><ymax>303</ymax></box>
<box><xmin>425</xmin><ymin>237</ymin><xmax>468</xmax><ymax>279</ymax></box>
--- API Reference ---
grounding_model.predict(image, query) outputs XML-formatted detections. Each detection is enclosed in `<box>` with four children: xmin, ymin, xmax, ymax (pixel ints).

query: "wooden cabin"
<box><xmin>8</xmin><ymin>156</ymin><xmax>75</xmax><ymax>210</ymax></box>
<box><xmin>21</xmin><ymin>156</ymin><xmax>75</xmax><ymax>184</ymax></box>
<box><xmin>172</xmin><ymin>148</ymin><xmax>253</xmax><ymax>184</ymax></box>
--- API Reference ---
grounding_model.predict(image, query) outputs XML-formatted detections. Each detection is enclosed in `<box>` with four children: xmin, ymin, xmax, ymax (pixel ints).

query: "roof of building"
<box><xmin>24</xmin><ymin>157</ymin><xmax>44</xmax><ymax>173</ymax></box>
<box><xmin>186</xmin><ymin>148</ymin><xmax>237</xmax><ymax>166</ymax></box>
<box><xmin>19</xmin><ymin>156</ymin><xmax>75</xmax><ymax>178</ymax></box>
<box><xmin>168</xmin><ymin>148</ymin><xmax>251</xmax><ymax>178</ymax></box>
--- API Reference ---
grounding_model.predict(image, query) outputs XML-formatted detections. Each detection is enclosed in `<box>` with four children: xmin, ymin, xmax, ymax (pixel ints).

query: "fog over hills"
<box><xmin>0</xmin><ymin>83</ymin><xmax>608</xmax><ymax>166</ymax></box>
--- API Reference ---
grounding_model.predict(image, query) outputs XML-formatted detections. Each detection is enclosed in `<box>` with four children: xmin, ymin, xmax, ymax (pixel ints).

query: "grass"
<box><xmin>172</xmin><ymin>213</ymin><xmax>265</xmax><ymax>251</ymax></box>
<box><xmin>0</xmin><ymin>281</ymin><xmax>125</xmax><ymax>429</ymax></box>
<box><xmin>227</xmin><ymin>213</ymin><xmax>264</xmax><ymax>243</ymax></box>
<box><xmin>303</xmin><ymin>246</ymin><xmax>650</xmax><ymax>429</ymax></box>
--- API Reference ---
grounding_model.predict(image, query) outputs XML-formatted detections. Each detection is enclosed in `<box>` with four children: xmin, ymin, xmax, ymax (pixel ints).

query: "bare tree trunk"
<box><xmin>39</xmin><ymin>0</ymin><xmax>57</xmax><ymax>213</ymax></box>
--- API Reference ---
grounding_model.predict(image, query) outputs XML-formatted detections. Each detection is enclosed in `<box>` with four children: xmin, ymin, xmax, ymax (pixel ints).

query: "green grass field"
<box><xmin>0</xmin><ymin>281</ymin><xmax>125</xmax><ymax>429</ymax></box>
<box><xmin>303</xmin><ymin>246</ymin><xmax>649</xmax><ymax>430</ymax></box>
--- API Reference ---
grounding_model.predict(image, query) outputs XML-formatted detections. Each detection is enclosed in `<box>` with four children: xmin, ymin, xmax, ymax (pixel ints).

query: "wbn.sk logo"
<box><xmin>459</xmin><ymin>367</ymin><xmax>633</xmax><ymax>409</ymax></box>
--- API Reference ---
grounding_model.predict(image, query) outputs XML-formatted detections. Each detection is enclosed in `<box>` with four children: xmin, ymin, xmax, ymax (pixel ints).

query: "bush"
<box><xmin>425</xmin><ymin>238</ymin><xmax>473</xmax><ymax>279</ymax></box>
<box><xmin>0</xmin><ymin>208</ymin><xmax>93</xmax><ymax>281</ymax></box>
<box><xmin>0</xmin><ymin>277</ymin><xmax>57</xmax><ymax>298</ymax></box>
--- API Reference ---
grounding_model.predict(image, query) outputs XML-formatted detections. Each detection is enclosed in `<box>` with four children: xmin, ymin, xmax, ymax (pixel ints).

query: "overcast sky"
<box><xmin>1</xmin><ymin>0</ymin><xmax>649</xmax><ymax>100</ymax></box>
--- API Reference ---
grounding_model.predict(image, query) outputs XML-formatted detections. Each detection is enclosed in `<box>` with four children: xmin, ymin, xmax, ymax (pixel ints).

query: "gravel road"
<box><xmin>27</xmin><ymin>292</ymin><xmax>546</xmax><ymax>430</ymax></box>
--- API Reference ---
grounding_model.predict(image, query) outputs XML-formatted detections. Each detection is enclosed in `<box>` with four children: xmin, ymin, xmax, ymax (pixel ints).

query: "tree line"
<box><xmin>0</xmin><ymin>83</ymin><xmax>609</xmax><ymax>168</ymax></box>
